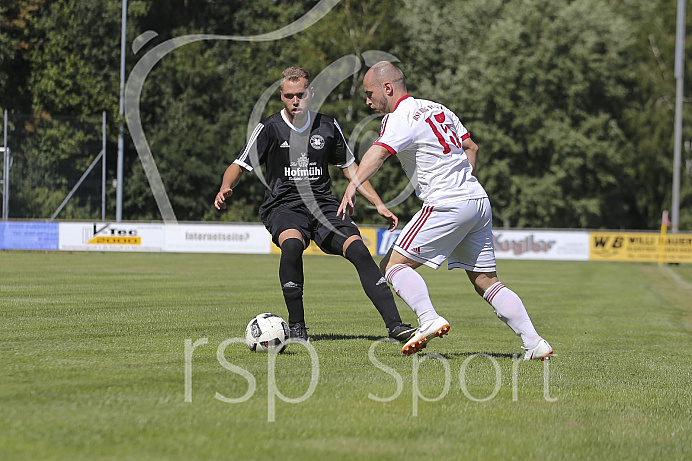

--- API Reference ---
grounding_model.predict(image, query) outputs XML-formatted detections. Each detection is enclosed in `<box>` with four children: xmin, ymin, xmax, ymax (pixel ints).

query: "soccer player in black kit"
<box><xmin>214</xmin><ymin>67</ymin><xmax>416</xmax><ymax>344</ymax></box>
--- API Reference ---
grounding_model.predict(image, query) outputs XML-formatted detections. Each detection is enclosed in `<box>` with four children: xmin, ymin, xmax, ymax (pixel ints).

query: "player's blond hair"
<box><xmin>281</xmin><ymin>67</ymin><xmax>310</xmax><ymax>86</ymax></box>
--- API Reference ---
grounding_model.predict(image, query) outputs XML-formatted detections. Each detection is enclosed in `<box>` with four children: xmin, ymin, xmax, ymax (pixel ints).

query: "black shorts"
<box><xmin>263</xmin><ymin>200</ymin><xmax>361</xmax><ymax>255</ymax></box>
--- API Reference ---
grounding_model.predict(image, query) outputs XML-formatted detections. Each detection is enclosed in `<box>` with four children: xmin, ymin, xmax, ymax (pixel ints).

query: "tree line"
<box><xmin>0</xmin><ymin>0</ymin><xmax>690</xmax><ymax>230</ymax></box>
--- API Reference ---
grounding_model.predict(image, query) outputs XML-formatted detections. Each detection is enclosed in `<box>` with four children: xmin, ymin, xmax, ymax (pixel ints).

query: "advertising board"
<box><xmin>59</xmin><ymin>222</ymin><xmax>165</xmax><ymax>252</ymax></box>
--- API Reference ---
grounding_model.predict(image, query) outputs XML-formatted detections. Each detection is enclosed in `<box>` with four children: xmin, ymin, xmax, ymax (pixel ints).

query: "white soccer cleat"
<box><xmin>522</xmin><ymin>338</ymin><xmax>553</xmax><ymax>361</ymax></box>
<box><xmin>402</xmin><ymin>316</ymin><xmax>450</xmax><ymax>355</ymax></box>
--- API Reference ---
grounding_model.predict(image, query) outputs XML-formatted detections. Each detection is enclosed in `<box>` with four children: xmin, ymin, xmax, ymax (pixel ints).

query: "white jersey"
<box><xmin>373</xmin><ymin>95</ymin><xmax>487</xmax><ymax>205</ymax></box>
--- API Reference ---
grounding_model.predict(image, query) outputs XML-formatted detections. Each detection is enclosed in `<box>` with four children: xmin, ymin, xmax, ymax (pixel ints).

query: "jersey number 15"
<box><xmin>425</xmin><ymin>112</ymin><xmax>462</xmax><ymax>155</ymax></box>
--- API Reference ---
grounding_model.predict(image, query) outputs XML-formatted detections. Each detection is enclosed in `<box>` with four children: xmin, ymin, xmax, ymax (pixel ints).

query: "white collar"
<box><xmin>281</xmin><ymin>109</ymin><xmax>311</xmax><ymax>133</ymax></box>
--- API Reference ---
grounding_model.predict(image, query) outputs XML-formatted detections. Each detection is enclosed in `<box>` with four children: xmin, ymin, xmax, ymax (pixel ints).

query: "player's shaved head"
<box><xmin>365</xmin><ymin>61</ymin><xmax>406</xmax><ymax>91</ymax></box>
<box><xmin>363</xmin><ymin>61</ymin><xmax>408</xmax><ymax>114</ymax></box>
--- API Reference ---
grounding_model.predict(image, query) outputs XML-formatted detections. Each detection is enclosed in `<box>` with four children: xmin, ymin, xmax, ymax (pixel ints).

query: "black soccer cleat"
<box><xmin>289</xmin><ymin>322</ymin><xmax>309</xmax><ymax>343</ymax></box>
<box><xmin>388</xmin><ymin>323</ymin><xmax>417</xmax><ymax>342</ymax></box>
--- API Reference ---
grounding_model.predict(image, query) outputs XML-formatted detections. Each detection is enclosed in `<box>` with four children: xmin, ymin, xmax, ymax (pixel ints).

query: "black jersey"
<box><xmin>233</xmin><ymin>110</ymin><xmax>355</xmax><ymax>220</ymax></box>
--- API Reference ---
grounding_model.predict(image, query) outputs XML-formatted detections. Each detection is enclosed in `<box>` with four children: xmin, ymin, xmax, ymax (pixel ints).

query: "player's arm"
<box><xmin>215</xmin><ymin>122</ymin><xmax>267</xmax><ymax>210</ymax></box>
<box><xmin>341</xmin><ymin>163</ymin><xmax>384</xmax><ymax>208</ymax></box>
<box><xmin>450</xmin><ymin>110</ymin><xmax>478</xmax><ymax>173</ymax></box>
<box><xmin>337</xmin><ymin>144</ymin><xmax>391</xmax><ymax>218</ymax></box>
<box><xmin>463</xmin><ymin>136</ymin><xmax>479</xmax><ymax>173</ymax></box>
<box><xmin>214</xmin><ymin>163</ymin><xmax>245</xmax><ymax>210</ymax></box>
<box><xmin>342</xmin><ymin>163</ymin><xmax>398</xmax><ymax>231</ymax></box>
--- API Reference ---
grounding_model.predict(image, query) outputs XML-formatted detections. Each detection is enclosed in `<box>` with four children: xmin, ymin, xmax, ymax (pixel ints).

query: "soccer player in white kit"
<box><xmin>337</xmin><ymin>61</ymin><xmax>553</xmax><ymax>360</ymax></box>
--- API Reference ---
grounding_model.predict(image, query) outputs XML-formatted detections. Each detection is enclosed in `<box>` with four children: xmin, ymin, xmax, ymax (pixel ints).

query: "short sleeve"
<box><xmin>330</xmin><ymin>118</ymin><xmax>356</xmax><ymax>168</ymax></box>
<box><xmin>373</xmin><ymin>113</ymin><xmax>413</xmax><ymax>156</ymax></box>
<box><xmin>234</xmin><ymin>123</ymin><xmax>267</xmax><ymax>172</ymax></box>
<box><xmin>449</xmin><ymin>110</ymin><xmax>470</xmax><ymax>140</ymax></box>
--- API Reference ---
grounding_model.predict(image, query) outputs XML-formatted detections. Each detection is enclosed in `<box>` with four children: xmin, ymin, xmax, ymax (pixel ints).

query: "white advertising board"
<box><xmin>164</xmin><ymin>223</ymin><xmax>271</xmax><ymax>254</ymax></box>
<box><xmin>52</xmin><ymin>222</ymin><xmax>588</xmax><ymax>260</ymax></box>
<box><xmin>59</xmin><ymin>222</ymin><xmax>165</xmax><ymax>252</ymax></box>
<box><xmin>493</xmin><ymin>230</ymin><xmax>589</xmax><ymax>261</ymax></box>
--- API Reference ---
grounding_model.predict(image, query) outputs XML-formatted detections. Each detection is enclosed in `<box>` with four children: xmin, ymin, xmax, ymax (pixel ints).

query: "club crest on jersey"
<box><xmin>310</xmin><ymin>134</ymin><xmax>325</xmax><ymax>150</ymax></box>
<box><xmin>297</xmin><ymin>152</ymin><xmax>309</xmax><ymax>168</ymax></box>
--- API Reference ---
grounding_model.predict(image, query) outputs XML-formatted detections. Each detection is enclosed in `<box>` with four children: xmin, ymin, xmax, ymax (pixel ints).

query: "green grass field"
<box><xmin>1</xmin><ymin>251</ymin><xmax>691</xmax><ymax>460</ymax></box>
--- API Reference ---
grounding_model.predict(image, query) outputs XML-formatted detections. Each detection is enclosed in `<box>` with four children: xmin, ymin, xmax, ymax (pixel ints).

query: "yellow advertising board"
<box><xmin>269</xmin><ymin>227</ymin><xmax>378</xmax><ymax>256</ymax></box>
<box><xmin>589</xmin><ymin>231</ymin><xmax>692</xmax><ymax>263</ymax></box>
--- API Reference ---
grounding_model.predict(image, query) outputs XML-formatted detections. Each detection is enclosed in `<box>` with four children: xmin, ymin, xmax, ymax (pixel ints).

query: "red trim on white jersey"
<box><xmin>398</xmin><ymin>206</ymin><xmax>434</xmax><ymax>250</ymax></box>
<box><xmin>374</xmin><ymin>113</ymin><xmax>396</xmax><ymax>155</ymax></box>
<box><xmin>394</xmin><ymin>94</ymin><xmax>411</xmax><ymax>111</ymax></box>
<box><xmin>378</xmin><ymin>113</ymin><xmax>390</xmax><ymax>136</ymax></box>
<box><xmin>373</xmin><ymin>141</ymin><xmax>396</xmax><ymax>156</ymax></box>
<box><xmin>375</xmin><ymin>95</ymin><xmax>487</xmax><ymax>204</ymax></box>
<box><xmin>461</xmin><ymin>132</ymin><xmax>470</xmax><ymax>141</ymax></box>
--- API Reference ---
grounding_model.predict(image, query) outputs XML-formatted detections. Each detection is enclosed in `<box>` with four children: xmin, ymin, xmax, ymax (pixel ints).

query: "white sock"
<box><xmin>483</xmin><ymin>281</ymin><xmax>540</xmax><ymax>347</ymax></box>
<box><xmin>385</xmin><ymin>264</ymin><xmax>439</xmax><ymax>326</ymax></box>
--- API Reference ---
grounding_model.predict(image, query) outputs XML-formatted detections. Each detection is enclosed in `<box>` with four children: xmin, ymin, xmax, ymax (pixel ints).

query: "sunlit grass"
<box><xmin>1</xmin><ymin>252</ymin><xmax>690</xmax><ymax>460</ymax></box>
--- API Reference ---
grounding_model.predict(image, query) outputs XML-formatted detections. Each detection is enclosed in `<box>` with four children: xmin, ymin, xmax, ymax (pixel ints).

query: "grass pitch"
<box><xmin>1</xmin><ymin>251</ymin><xmax>691</xmax><ymax>460</ymax></box>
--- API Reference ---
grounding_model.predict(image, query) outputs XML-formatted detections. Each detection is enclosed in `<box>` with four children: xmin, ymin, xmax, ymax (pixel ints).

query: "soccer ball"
<box><xmin>245</xmin><ymin>313</ymin><xmax>290</xmax><ymax>352</ymax></box>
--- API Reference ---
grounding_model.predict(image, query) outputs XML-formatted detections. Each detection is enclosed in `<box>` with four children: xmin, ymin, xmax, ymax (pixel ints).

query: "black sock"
<box><xmin>279</xmin><ymin>238</ymin><xmax>305</xmax><ymax>325</ymax></box>
<box><xmin>344</xmin><ymin>239</ymin><xmax>402</xmax><ymax>330</ymax></box>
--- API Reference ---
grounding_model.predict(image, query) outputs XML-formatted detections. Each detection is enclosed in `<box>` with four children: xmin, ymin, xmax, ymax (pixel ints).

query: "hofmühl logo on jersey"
<box><xmin>285</xmin><ymin>152</ymin><xmax>323</xmax><ymax>180</ymax></box>
<box><xmin>87</xmin><ymin>223</ymin><xmax>141</xmax><ymax>245</ymax></box>
<box><xmin>310</xmin><ymin>134</ymin><xmax>325</xmax><ymax>150</ymax></box>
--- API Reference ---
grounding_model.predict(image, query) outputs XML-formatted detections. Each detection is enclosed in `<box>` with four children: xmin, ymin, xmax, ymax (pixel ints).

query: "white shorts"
<box><xmin>393</xmin><ymin>198</ymin><xmax>497</xmax><ymax>272</ymax></box>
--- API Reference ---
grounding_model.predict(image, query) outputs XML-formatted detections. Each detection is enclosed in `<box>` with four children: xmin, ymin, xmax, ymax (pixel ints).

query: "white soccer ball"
<box><xmin>245</xmin><ymin>313</ymin><xmax>290</xmax><ymax>352</ymax></box>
